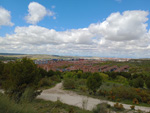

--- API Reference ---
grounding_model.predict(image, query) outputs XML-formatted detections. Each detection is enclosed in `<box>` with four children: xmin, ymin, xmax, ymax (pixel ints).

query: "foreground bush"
<box><xmin>2</xmin><ymin>58</ymin><xmax>41</xmax><ymax>102</ymax></box>
<box><xmin>0</xmin><ymin>93</ymin><xmax>36</xmax><ymax>113</ymax></box>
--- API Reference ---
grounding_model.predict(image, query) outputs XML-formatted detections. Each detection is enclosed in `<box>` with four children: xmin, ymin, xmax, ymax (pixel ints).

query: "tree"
<box><xmin>47</xmin><ymin>70</ymin><xmax>54</xmax><ymax>77</ymax></box>
<box><xmin>99</xmin><ymin>73</ymin><xmax>109</xmax><ymax>81</ymax></box>
<box><xmin>39</xmin><ymin>67</ymin><xmax>47</xmax><ymax>78</ymax></box>
<box><xmin>145</xmin><ymin>76</ymin><xmax>150</xmax><ymax>89</ymax></box>
<box><xmin>3</xmin><ymin>58</ymin><xmax>41</xmax><ymax>102</ymax></box>
<box><xmin>0</xmin><ymin>61</ymin><xmax>4</xmax><ymax>86</ymax></box>
<box><xmin>131</xmin><ymin>77</ymin><xmax>144</xmax><ymax>88</ymax></box>
<box><xmin>86</xmin><ymin>72</ymin><xmax>102</xmax><ymax>94</ymax></box>
<box><xmin>76</xmin><ymin>70</ymin><xmax>82</xmax><ymax>78</ymax></box>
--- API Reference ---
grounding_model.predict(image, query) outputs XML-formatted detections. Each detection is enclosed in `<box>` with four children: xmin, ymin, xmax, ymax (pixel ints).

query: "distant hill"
<box><xmin>0</xmin><ymin>53</ymin><xmax>25</xmax><ymax>55</ymax></box>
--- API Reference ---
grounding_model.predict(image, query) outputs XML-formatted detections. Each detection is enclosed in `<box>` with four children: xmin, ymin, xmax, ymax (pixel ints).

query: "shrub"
<box><xmin>145</xmin><ymin>76</ymin><xmax>150</xmax><ymax>89</ymax></box>
<box><xmin>39</xmin><ymin>77</ymin><xmax>52</xmax><ymax>87</ymax></box>
<box><xmin>50</xmin><ymin>75</ymin><xmax>61</xmax><ymax>83</ymax></box>
<box><xmin>86</xmin><ymin>72</ymin><xmax>102</xmax><ymax>94</ymax></box>
<box><xmin>79</xmin><ymin>86</ymin><xmax>88</xmax><ymax>92</ymax></box>
<box><xmin>132</xmin><ymin>77</ymin><xmax>144</xmax><ymax>88</ymax></box>
<box><xmin>0</xmin><ymin>93</ymin><xmax>36</xmax><ymax>113</ymax></box>
<box><xmin>92</xmin><ymin>103</ymin><xmax>109</xmax><ymax>113</ymax></box>
<box><xmin>20</xmin><ymin>87</ymin><xmax>41</xmax><ymax>103</ymax></box>
<box><xmin>116</xmin><ymin>76</ymin><xmax>127</xmax><ymax>84</ymax></box>
<box><xmin>99</xmin><ymin>73</ymin><xmax>109</xmax><ymax>81</ymax></box>
<box><xmin>114</xmin><ymin>103</ymin><xmax>124</xmax><ymax>110</ymax></box>
<box><xmin>111</xmin><ymin>86</ymin><xmax>138</xmax><ymax>100</ymax></box>
<box><xmin>63</xmin><ymin>78</ymin><xmax>76</xmax><ymax>89</ymax></box>
<box><xmin>76</xmin><ymin>79</ymin><xmax>86</xmax><ymax>86</ymax></box>
<box><xmin>130</xmin><ymin>105</ymin><xmax>135</xmax><ymax>110</ymax></box>
<box><xmin>133</xmin><ymin>98</ymin><xmax>139</xmax><ymax>104</ymax></box>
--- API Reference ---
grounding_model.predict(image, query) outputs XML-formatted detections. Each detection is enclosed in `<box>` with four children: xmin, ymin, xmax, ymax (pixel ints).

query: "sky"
<box><xmin>0</xmin><ymin>0</ymin><xmax>150</xmax><ymax>58</ymax></box>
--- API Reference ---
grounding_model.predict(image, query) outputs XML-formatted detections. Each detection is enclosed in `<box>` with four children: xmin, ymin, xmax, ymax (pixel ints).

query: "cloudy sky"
<box><xmin>0</xmin><ymin>0</ymin><xmax>150</xmax><ymax>58</ymax></box>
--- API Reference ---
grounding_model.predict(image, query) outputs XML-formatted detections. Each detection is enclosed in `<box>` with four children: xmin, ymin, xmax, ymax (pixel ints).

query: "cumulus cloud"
<box><xmin>1</xmin><ymin>10</ymin><xmax>150</xmax><ymax>58</ymax></box>
<box><xmin>89</xmin><ymin>10</ymin><xmax>148</xmax><ymax>41</ymax></box>
<box><xmin>25</xmin><ymin>2</ymin><xmax>55</xmax><ymax>24</ymax></box>
<box><xmin>0</xmin><ymin>7</ymin><xmax>14</xmax><ymax>27</ymax></box>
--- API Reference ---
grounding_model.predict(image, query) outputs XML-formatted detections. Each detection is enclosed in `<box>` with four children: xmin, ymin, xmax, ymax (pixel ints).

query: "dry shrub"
<box><xmin>114</xmin><ymin>103</ymin><xmax>124</xmax><ymax>110</ymax></box>
<box><xmin>130</xmin><ymin>105</ymin><xmax>135</xmax><ymax>110</ymax></box>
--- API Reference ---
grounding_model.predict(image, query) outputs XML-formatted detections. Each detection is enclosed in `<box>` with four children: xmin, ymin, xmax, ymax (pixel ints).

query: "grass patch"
<box><xmin>32</xmin><ymin>99</ymin><xmax>92</xmax><ymax>113</ymax></box>
<box><xmin>0</xmin><ymin>93</ymin><xmax>36</xmax><ymax>113</ymax></box>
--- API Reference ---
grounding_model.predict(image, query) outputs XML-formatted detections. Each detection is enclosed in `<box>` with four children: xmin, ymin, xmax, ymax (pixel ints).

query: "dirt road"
<box><xmin>37</xmin><ymin>82</ymin><xmax>150</xmax><ymax>112</ymax></box>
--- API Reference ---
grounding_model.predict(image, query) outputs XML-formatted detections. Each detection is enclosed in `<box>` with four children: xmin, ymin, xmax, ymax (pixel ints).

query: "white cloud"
<box><xmin>25</xmin><ymin>2</ymin><xmax>55</xmax><ymax>24</ymax></box>
<box><xmin>1</xmin><ymin>10</ymin><xmax>150</xmax><ymax>58</ymax></box>
<box><xmin>89</xmin><ymin>10</ymin><xmax>148</xmax><ymax>41</ymax></box>
<box><xmin>0</xmin><ymin>7</ymin><xmax>14</xmax><ymax>27</ymax></box>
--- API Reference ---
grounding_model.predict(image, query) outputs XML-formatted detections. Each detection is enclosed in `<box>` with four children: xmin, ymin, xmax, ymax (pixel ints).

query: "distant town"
<box><xmin>35</xmin><ymin>58</ymin><xmax>130</xmax><ymax>73</ymax></box>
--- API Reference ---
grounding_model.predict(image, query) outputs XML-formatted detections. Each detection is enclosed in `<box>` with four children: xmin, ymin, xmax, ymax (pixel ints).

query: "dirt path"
<box><xmin>37</xmin><ymin>83</ymin><xmax>149</xmax><ymax>112</ymax></box>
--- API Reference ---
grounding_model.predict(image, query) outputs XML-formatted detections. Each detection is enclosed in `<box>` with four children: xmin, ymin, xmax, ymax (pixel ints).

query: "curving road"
<box><xmin>37</xmin><ymin>82</ymin><xmax>150</xmax><ymax>112</ymax></box>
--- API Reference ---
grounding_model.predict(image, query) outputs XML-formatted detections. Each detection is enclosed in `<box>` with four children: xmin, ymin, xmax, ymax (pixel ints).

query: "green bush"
<box><xmin>131</xmin><ymin>77</ymin><xmax>144</xmax><ymax>88</ymax></box>
<box><xmin>111</xmin><ymin>86</ymin><xmax>141</xmax><ymax>101</ymax></box>
<box><xmin>145</xmin><ymin>76</ymin><xmax>150</xmax><ymax>89</ymax></box>
<box><xmin>63</xmin><ymin>78</ymin><xmax>76</xmax><ymax>89</ymax></box>
<box><xmin>99</xmin><ymin>73</ymin><xmax>109</xmax><ymax>81</ymax></box>
<box><xmin>76</xmin><ymin>79</ymin><xmax>86</xmax><ymax>86</ymax></box>
<box><xmin>92</xmin><ymin>103</ymin><xmax>109</xmax><ymax>113</ymax></box>
<box><xmin>87</xmin><ymin>72</ymin><xmax>102</xmax><ymax>94</ymax></box>
<box><xmin>20</xmin><ymin>87</ymin><xmax>41</xmax><ymax>103</ymax></box>
<box><xmin>116</xmin><ymin>76</ymin><xmax>127</xmax><ymax>84</ymax></box>
<box><xmin>50</xmin><ymin>75</ymin><xmax>61</xmax><ymax>82</ymax></box>
<box><xmin>39</xmin><ymin>77</ymin><xmax>52</xmax><ymax>87</ymax></box>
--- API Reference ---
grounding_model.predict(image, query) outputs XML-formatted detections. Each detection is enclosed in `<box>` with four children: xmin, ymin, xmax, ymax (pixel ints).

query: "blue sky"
<box><xmin>0</xmin><ymin>0</ymin><xmax>150</xmax><ymax>58</ymax></box>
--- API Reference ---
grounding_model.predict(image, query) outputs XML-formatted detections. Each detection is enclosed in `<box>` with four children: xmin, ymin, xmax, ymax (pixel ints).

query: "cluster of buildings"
<box><xmin>36</xmin><ymin>59</ymin><xmax>129</xmax><ymax>73</ymax></box>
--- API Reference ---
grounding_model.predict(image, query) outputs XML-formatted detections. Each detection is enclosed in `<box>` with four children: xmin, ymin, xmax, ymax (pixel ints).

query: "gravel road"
<box><xmin>37</xmin><ymin>82</ymin><xmax>150</xmax><ymax>112</ymax></box>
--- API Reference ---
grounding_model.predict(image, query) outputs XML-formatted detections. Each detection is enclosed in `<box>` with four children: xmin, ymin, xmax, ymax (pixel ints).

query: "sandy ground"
<box><xmin>37</xmin><ymin>82</ymin><xmax>150</xmax><ymax>112</ymax></box>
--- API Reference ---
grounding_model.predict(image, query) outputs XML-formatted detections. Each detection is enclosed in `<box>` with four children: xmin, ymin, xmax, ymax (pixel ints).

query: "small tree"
<box><xmin>145</xmin><ymin>76</ymin><xmax>150</xmax><ymax>89</ymax></box>
<box><xmin>132</xmin><ymin>77</ymin><xmax>144</xmax><ymax>88</ymax></box>
<box><xmin>86</xmin><ymin>72</ymin><xmax>102</xmax><ymax>94</ymax></box>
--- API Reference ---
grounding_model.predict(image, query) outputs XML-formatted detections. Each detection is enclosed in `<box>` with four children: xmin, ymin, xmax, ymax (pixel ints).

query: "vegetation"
<box><xmin>63</xmin><ymin>78</ymin><xmax>76</xmax><ymax>89</ymax></box>
<box><xmin>87</xmin><ymin>72</ymin><xmax>102</xmax><ymax>94</ymax></box>
<box><xmin>0</xmin><ymin>56</ymin><xmax>18</xmax><ymax>61</ymax></box>
<box><xmin>1</xmin><ymin>57</ymin><xmax>150</xmax><ymax>112</ymax></box>
<box><xmin>92</xmin><ymin>103</ymin><xmax>109</xmax><ymax>113</ymax></box>
<box><xmin>0</xmin><ymin>93</ymin><xmax>36</xmax><ymax>113</ymax></box>
<box><xmin>2</xmin><ymin>58</ymin><xmax>41</xmax><ymax>102</ymax></box>
<box><xmin>0</xmin><ymin>93</ymin><xmax>92</xmax><ymax>113</ymax></box>
<box><xmin>62</xmin><ymin>67</ymin><xmax>150</xmax><ymax>107</ymax></box>
<box><xmin>0</xmin><ymin>58</ymin><xmax>61</xmax><ymax>102</ymax></box>
<box><xmin>145</xmin><ymin>76</ymin><xmax>150</xmax><ymax>89</ymax></box>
